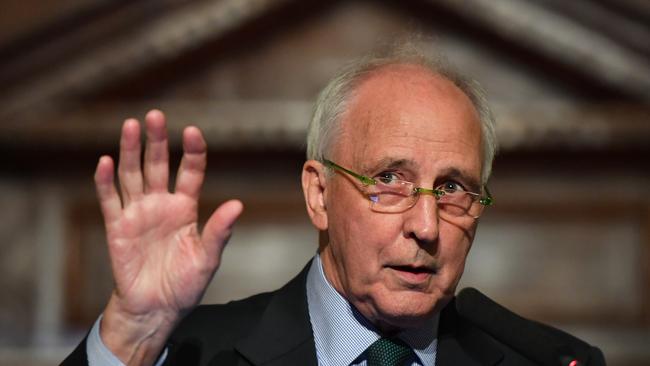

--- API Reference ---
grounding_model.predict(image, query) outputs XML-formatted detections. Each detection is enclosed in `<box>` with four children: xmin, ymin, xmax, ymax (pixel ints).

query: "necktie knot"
<box><xmin>366</xmin><ymin>337</ymin><xmax>414</xmax><ymax>366</ymax></box>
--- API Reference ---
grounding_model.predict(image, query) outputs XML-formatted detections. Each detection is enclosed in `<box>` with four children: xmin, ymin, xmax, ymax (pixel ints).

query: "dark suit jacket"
<box><xmin>62</xmin><ymin>262</ymin><xmax>605</xmax><ymax>366</ymax></box>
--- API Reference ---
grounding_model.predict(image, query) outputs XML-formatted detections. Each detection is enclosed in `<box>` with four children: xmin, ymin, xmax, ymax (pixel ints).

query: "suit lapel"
<box><xmin>229</xmin><ymin>263</ymin><xmax>502</xmax><ymax>366</ymax></box>
<box><xmin>234</xmin><ymin>262</ymin><xmax>318</xmax><ymax>366</ymax></box>
<box><xmin>436</xmin><ymin>298</ymin><xmax>504</xmax><ymax>366</ymax></box>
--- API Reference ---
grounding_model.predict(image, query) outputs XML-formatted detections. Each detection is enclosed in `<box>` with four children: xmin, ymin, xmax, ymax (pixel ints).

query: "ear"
<box><xmin>301</xmin><ymin>160</ymin><xmax>328</xmax><ymax>231</ymax></box>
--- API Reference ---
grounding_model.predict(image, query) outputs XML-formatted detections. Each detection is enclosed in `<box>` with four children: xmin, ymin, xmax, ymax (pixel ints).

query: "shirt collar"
<box><xmin>306</xmin><ymin>254</ymin><xmax>438</xmax><ymax>366</ymax></box>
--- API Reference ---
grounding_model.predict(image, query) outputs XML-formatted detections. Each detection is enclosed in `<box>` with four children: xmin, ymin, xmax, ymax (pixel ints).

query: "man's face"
<box><xmin>319</xmin><ymin>64</ymin><xmax>483</xmax><ymax>332</ymax></box>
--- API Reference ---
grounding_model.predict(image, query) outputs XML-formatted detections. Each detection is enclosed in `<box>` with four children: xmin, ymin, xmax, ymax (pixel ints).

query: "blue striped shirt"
<box><xmin>306</xmin><ymin>254</ymin><xmax>438</xmax><ymax>366</ymax></box>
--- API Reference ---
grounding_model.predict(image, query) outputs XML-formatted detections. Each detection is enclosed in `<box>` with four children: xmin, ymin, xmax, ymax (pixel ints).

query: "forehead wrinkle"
<box><xmin>344</xmin><ymin>120</ymin><xmax>481</xmax><ymax>179</ymax></box>
<box><xmin>361</xmin><ymin>103</ymin><xmax>480</xmax><ymax>150</ymax></box>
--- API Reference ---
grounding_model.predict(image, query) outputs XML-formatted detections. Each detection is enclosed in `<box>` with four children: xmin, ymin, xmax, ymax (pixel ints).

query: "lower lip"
<box><xmin>389</xmin><ymin>267</ymin><xmax>434</xmax><ymax>284</ymax></box>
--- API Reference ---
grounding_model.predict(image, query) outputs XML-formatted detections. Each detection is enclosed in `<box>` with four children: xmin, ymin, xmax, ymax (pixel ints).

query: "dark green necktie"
<box><xmin>366</xmin><ymin>337</ymin><xmax>414</xmax><ymax>366</ymax></box>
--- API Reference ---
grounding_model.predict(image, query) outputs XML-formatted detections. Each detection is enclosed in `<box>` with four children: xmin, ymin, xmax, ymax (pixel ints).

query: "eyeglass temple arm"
<box><xmin>323</xmin><ymin>159</ymin><xmax>376</xmax><ymax>186</ymax></box>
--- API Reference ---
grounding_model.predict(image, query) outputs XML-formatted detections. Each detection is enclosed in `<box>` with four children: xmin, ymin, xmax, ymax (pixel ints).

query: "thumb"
<box><xmin>201</xmin><ymin>199</ymin><xmax>244</xmax><ymax>261</ymax></box>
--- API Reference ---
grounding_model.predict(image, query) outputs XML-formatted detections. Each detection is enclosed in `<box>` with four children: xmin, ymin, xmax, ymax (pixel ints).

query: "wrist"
<box><xmin>100</xmin><ymin>293</ymin><xmax>180</xmax><ymax>366</ymax></box>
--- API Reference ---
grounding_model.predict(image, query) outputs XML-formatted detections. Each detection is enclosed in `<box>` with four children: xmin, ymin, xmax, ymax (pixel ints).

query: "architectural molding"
<box><xmin>430</xmin><ymin>0</ymin><xmax>650</xmax><ymax>100</ymax></box>
<box><xmin>0</xmin><ymin>100</ymin><xmax>647</xmax><ymax>151</ymax></box>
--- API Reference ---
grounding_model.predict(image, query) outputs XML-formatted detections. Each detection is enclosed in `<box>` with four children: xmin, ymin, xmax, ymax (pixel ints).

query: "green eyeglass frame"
<box><xmin>323</xmin><ymin>159</ymin><xmax>494</xmax><ymax>213</ymax></box>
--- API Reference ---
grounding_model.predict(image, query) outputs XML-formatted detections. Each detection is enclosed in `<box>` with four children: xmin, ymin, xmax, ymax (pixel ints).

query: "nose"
<box><xmin>402</xmin><ymin>192</ymin><xmax>440</xmax><ymax>245</ymax></box>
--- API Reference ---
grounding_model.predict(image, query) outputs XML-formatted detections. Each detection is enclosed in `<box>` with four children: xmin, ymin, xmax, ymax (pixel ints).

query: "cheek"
<box><xmin>330</xmin><ymin>209</ymin><xmax>396</xmax><ymax>265</ymax></box>
<box><xmin>326</xmin><ymin>187</ymin><xmax>404</xmax><ymax>281</ymax></box>
<box><xmin>438</xmin><ymin>225</ymin><xmax>474</xmax><ymax>285</ymax></box>
<box><xmin>440</xmin><ymin>219</ymin><xmax>475</xmax><ymax>254</ymax></box>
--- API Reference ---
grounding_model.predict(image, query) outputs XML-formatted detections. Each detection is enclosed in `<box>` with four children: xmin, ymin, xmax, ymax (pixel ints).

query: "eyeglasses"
<box><xmin>323</xmin><ymin>159</ymin><xmax>493</xmax><ymax>223</ymax></box>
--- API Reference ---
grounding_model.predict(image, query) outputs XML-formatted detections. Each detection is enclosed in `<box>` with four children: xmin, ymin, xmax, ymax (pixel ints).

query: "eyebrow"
<box><xmin>364</xmin><ymin>157</ymin><xmax>416</xmax><ymax>174</ymax></box>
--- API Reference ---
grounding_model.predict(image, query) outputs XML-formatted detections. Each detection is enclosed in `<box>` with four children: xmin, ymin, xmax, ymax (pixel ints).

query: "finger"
<box><xmin>201</xmin><ymin>200</ymin><xmax>244</xmax><ymax>263</ymax></box>
<box><xmin>175</xmin><ymin>126</ymin><xmax>207</xmax><ymax>200</ymax></box>
<box><xmin>95</xmin><ymin>156</ymin><xmax>122</xmax><ymax>224</ymax></box>
<box><xmin>117</xmin><ymin>118</ymin><xmax>143</xmax><ymax>205</ymax></box>
<box><xmin>143</xmin><ymin>109</ymin><xmax>169</xmax><ymax>193</ymax></box>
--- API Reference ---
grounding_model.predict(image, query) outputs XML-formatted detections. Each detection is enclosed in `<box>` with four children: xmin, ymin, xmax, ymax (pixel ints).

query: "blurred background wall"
<box><xmin>0</xmin><ymin>0</ymin><xmax>649</xmax><ymax>365</ymax></box>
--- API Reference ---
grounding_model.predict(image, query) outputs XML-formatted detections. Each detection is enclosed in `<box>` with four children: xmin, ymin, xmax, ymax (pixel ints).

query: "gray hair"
<box><xmin>306</xmin><ymin>43</ymin><xmax>498</xmax><ymax>185</ymax></box>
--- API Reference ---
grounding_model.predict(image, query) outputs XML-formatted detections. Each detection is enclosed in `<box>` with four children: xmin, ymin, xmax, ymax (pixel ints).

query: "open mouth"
<box><xmin>389</xmin><ymin>265</ymin><xmax>437</xmax><ymax>275</ymax></box>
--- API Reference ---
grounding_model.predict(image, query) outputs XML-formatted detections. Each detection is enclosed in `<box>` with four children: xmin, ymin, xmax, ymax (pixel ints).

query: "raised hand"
<box><xmin>94</xmin><ymin>110</ymin><xmax>243</xmax><ymax>365</ymax></box>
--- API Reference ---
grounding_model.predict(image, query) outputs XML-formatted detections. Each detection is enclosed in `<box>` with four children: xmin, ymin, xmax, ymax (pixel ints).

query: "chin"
<box><xmin>374</xmin><ymin>290</ymin><xmax>451</xmax><ymax>331</ymax></box>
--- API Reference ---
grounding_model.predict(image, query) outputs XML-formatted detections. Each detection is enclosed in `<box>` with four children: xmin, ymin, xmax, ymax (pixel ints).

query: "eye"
<box><xmin>440</xmin><ymin>181</ymin><xmax>465</xmax><ymax>193</ymax></box>
<box><xmin>376</xmin><ymin>171</ymin><xmax>400</xmax><ymax>184</ymax></box>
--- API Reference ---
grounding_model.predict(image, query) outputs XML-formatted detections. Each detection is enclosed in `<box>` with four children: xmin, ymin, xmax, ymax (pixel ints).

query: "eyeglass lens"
<box><xmin>367</xmin><ymin>181</ymin><xmax>482</xmax><ymax>219</ymax></box>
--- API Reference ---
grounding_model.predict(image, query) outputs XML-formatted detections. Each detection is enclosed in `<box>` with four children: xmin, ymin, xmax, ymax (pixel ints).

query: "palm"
<box><xmin>95</xmin><ymin>110</ymin><xmax>242</xmax><ymax>321</ymax></box>
<box><xmin>108</xmin><ymin>193</ymin><xmax>203</xmax><ymax>314</ymax></box>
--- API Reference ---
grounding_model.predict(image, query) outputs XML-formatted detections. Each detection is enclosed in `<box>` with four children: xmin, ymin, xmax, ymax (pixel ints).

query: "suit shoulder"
<box><xmin>453</xmin><ymin>288</ymin><xmax>605</xmax><ymax>365</ymax></box>
<box><xmin>530</xmin><ymin>320</ymin><xmax>606</xmax><ymax>366</ymax></box>
<box><xmin>172</xmin><ymin>290</ymin><xmax>275</xmax><ymax>341</ymax></box>
<box><xmin>164</xmin><ymin>290</ymin><xmax>277</xmax><ymax>365</ymax></box>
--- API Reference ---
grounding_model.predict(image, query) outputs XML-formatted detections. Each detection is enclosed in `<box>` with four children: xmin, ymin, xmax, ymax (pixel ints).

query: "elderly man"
<box><xmin>63</xmin><ymin>47</ymin><xmax>604</xmax><ymax>366</ymax></box>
